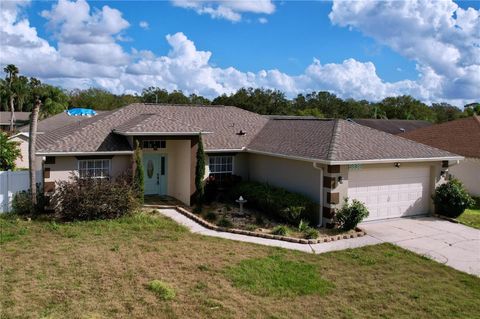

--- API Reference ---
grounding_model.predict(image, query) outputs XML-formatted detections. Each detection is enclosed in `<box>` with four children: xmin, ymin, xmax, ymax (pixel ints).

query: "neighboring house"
<box><xmin>36</xmin><ymin>104</ymin><xmax>461</xmax><ymax>226</ymax></box>
<box><xmin>0</xmin><ymin>111</ymin><xmax>30</xmax><ymax>131</ymax></box>
<box><xmin>351</xmin><ymin>119</ymin><xmax>433</xmax><ymax>135</ymax></box>
<box><xmin>9</xmin><ymin>111</ymin><xmax>102</xmax><ymax>169</ymax></box>
<box><xmin>401</xmin><ymin>116</ymin><xmax>480</xmax><ymax>196</ymax></box>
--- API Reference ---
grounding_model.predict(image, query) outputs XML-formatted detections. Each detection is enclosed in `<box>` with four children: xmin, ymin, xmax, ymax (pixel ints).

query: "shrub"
<box><xmin>12</xmin><ymin>189</ymin><xmax>45</xmax><ymax>215</ymax></box>
<box><xmin>147</xmin><ymin>280</ymin><xmax>175</xmax><ymax>300</ymax></box>
<box><xmin>432</xmin><ymin>179</ymin><xmax>474</xmax><ymax>218</ymax></box>
<box><xmin>336</xmin><ymin>198</ymin><xmax>369</xmax><ymax>231</ymax></box>
<box><xmin>229</xmin><ymin>181</ymin><xmax>316</xmax><ymax>225</ymax></box>
<box><xmin>204</xmin><ymin>211</ymin><xmax>217</xmax><ymax>221</ymax></box>
<box><xmin>51</xmin><ymin>175</ymin><xmax>140</xmax><ymax>221</ymax></box>
<box><xmin>217</xmin><ymin>217</ymin><xmax>233</xmax><ymax>228</ymax></box>
<box><xmin>245</xmin><ymin>224</ymin><xmax>257</xmax><ymax>231</ymax></box>
<box><xmin>298</xmin><ymin>219</ymin><xmax>309</xmax><ymax>232</ymax></box>
<box><xmin>271</xmin><ymin>225</ymin><xmax>289</xmax><ymax>236</ymax></box>
<box><xmin>303</xmin><ymin>227</ymin><xmax>319</xmax><ymax>239</ymax></box>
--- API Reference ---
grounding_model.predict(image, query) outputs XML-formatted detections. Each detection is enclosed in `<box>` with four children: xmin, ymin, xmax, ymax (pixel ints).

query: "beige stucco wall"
<box><xmin>11</xmin><ymin>135</ymin><xmax>29</xmax><ymax>169</ymax></box>
<box><xmin>247</xmin><ymin>153</ymin><xmax>322</xmax><ymax>203</ymax></box>
<box><xmin>44</xmin><ymin>155</ymin><xmax>132</xmax><ymax>184</ymax></box>
<box><xmin>449</xmin><ymin>158</ymin><xmax>480</xmax><ymax>196</ymax></box>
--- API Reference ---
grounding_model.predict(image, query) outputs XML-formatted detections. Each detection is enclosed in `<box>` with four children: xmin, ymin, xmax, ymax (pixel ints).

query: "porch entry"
<box><xmin>143</xmin><ymin>153</ymin><xmax>168</xmax><ymax>195</ymax></box>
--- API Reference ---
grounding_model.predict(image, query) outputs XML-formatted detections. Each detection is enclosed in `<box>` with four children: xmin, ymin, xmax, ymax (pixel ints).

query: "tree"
<box><xmin>464</xmin><ymin>103</ymin><xmax>480</xmax><ymax>116</ymax></box>
<box><xmin>431</xmin><ymin>103</ymin><xmax>462</xmax><ymax>123</ymax></box>
<box><xmin>194</xmin><ymin>133</ymin><xmax>206</xmax><ymax>206</ymax></box>
<box><xmin>0</xmin><ymin>132</ymin><xmax>21</xmax><ymax>171</ymax></box>
<box><xmin>4</xmin><ymin>64</ymin><xmax>19</xmax><ymax>131</ymax></box>
<box><xmin>29</xmin><ymin>88</ymin><xmax>42</xmax><ymax>207</ymax></box>
<box><xmin>133</xmin><ymin>141</ymin><xmax>144</xmax><ymax>204</ymax></box>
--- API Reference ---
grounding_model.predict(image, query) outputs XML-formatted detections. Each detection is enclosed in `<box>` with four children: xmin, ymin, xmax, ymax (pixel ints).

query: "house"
<box><xmin>10</xmin><ymin>110</ymin><xmax>103</xmax><ymax>169</ymax></box>
<box><xmin>0</xmin><ymin>111</ymin><xmax>30</xmax><ymax>131</ymax></box>
<box><xmin>401</xmin><ymin>116</ymin><xmax>480</xmax><ymax>196</ymax></box>
<box><xmin>351</xmin><ymin>119</ymin><xmax>432</xmax><ymax>135</ymax></box>
<box><xmin>36</xmin><ymin>103</ymin><xmax>461</xmax><ymax>226</ymax></box>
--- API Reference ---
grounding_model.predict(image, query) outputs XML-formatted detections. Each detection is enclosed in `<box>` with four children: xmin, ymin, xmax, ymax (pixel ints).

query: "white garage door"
<box><xmin>348</xmin><ymin>166</ymin><xmax>430</xmax><ymax>221</ymax></box>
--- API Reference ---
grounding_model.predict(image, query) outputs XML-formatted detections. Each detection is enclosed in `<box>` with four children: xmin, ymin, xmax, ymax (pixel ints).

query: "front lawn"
<box><xmin>1</xmin><ymin>212</ymin><xmax>479</xmax><ymax>318</ymax></box>
<box><xmin>458</xmin><ymin>208</ymin><xmax>480</xmax><ymax>229</ymax></box>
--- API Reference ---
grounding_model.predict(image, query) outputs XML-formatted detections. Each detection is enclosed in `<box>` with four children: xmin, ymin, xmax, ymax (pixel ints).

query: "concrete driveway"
<box><xmin>360</xmin><ymin>217</ymin><xmax>480</xmax><ymax>276</ymax></box>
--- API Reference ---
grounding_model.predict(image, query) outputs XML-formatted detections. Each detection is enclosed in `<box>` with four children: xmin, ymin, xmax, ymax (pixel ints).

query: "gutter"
<box><xmin>246</xmin><ymin>148</ymin><xmax>463</xmax><ymax>165</ymax></box>
<box><xmin>36</xmin><ymin>151</ymin><xmax>134</xmax><ymax>156</ymax></box>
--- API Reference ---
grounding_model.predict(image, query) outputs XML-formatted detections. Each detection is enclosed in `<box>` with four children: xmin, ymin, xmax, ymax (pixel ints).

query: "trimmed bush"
<box><xmin>271</xmin><ymin>225</ymin><xmax>289</xmax><ymax>236</ymax></box>
<box><xmin>336</xmin><ymin>198</ymin><xmax>369</xmax><ymax>231</ymax></box>
<box><xmin>204</xmin><ymin>211</ymin><xmax>217</xmax><ymax>222</ymax></box>
<box><xmin>51</xmin><ymin>175</ymin><xmax>140</xmax><ymax>221</ymax></box>
<box><xmin>147</xmin><ymin>280</ymin><xmax>175</xmax><ymax>300</ymax></box>
<box><xmin>12</xmin><ymin>189</ymin><xmax>45</xmax><ymax>215</ymax></box>
<box><xmin>229</xmin><ymin>181</ymin><xmax>316</xmax><ymax>225</ymax></box>
<box><xmin>432</xmin><ymin>179</ymin><xmax>474</xmax><ymax>218</ymax></box>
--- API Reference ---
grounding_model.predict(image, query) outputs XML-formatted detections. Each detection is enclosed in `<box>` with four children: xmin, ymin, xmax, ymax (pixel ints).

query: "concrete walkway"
<box><xmin>361</xmin><ymin>217</ymin><xmax>480</xmax><ymax>276</ymax></box>
<box><xmin>157</xmin><ymin>208</ymin><xmax>382</xmax><ymax>254</ymax></box>
<box><xmin>157</xmin><ymin>209</ymin><xmax>480</xmax><ymax>276</ymax></box>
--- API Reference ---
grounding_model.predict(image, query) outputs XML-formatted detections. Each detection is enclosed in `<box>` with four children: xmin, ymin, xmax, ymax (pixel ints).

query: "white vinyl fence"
<box><xmin>0</xmin><ymin>170</ymin><xmax>42</xmax><ymax>213</ymax></box>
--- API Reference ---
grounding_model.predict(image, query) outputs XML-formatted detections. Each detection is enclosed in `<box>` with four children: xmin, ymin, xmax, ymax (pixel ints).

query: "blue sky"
<box><xmin>1</xmin><ymin>0</ymin><xmax>479</xmax><ymax>105</ymax></box>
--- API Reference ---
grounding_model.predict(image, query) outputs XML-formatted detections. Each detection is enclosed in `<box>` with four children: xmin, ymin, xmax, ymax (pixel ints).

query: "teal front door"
<box><xmin>143</xmin><ymin>154</ymin><xmax>167</xmax><ymax>195</ymax></box>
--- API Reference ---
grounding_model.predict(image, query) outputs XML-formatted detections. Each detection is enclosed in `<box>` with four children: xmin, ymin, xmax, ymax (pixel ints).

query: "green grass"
<box><xmin>458</xmin><ymin>208</ymin><xmax>480</xmax><ymax>229</ymax></box>
<box><xmin>1</xmin><ymin>211</ymin><xmax>479</xmax><ymax>319</ymax></box>
<box><xmin>226</xmin><ymin>255</ymin><xmax>333</xmax><ymax>297</ymax></box>
<box><xmin>147</xmin><ymin>280</ymin><xmax>176</xmax><ymax>300</ymax></box>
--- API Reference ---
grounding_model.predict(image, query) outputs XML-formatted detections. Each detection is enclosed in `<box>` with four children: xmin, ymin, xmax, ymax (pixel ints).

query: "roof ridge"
<box><xmin>326</xmin><ymin>119</ymin><xmax>341</xmax><ymax>161</ymax></box>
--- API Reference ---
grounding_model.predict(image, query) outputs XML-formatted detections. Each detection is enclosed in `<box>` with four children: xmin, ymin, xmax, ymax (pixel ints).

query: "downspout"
<box><xmin>312</xmin><ymin>163</ymin><xmax>324</xmax><ymax>228</ymax></box>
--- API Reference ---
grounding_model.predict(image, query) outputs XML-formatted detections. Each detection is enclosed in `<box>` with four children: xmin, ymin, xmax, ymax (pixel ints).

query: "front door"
<box><xmin>143</xmin><ymin>154</ymin><xmax>167</xmax><ymax>195</ymax></box>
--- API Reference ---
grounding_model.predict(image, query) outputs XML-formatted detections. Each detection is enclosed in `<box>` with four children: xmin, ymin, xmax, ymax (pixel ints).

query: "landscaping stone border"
<box><xmin>143</xmin><ymin>204</ymin><xmax>367</xmax><ymax>244</ymax></box>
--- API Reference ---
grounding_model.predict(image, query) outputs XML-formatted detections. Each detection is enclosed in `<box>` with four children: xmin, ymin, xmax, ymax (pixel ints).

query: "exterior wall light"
<box><xmin>337</xmin><ymin>176</ymin><xmax>343</xmax><ymax>184</ymax></box>
<box><xmin>440</xmin><ymin>170</ymin><xmax>446</xmax><ymax>178</ymax></box>
<box><xmin>394</xmin><ymin>162</ymin><xmax>401</xmax><ymax>168</ymax></box>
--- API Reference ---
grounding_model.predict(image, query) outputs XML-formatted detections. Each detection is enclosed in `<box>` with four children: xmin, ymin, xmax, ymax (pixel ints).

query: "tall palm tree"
<box><xmin>13</xmin><ymin>76</ymin><xmax>29</xmax><ymax>112</ymax></box>
<box><xmin>4</xmin><ymin>64</ymin><xmax>19</xmax><ymax>131</ymax></box>
<box><xmin>29</xmin><ymin>79</ymin><xmax>42</xmax><ymax>208</ymax></box>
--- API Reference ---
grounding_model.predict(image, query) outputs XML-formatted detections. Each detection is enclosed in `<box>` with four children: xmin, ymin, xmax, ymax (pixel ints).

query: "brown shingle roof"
<box><xmin>248</xmin><ymin>119</ymin><xmax>459</xmax><ymax>162</ymax></box>
<box><xmin>20</xmin><ymin>111</ymin><xmax>105</xmax><ymax>133</ymax></box>
<box><xmin>36</xmin><ymin>103</ymin><xmax>461</xmax><ymax>162</ymax></box>
<box><xmin>113</xmin><ymin>113</ymin><xmax>205</xmax><ymax>134</ymax></box>
<box><xmin>37</xmin><ymin>104</ymin><xmax>268</xmax><ymax>153</ymax></box>
<box><xmin>400</xmin><ymin>116</ymin><xmax>480</xmax><ymax>158</ymax></box>
<box><xmin>352</xmin><ymin>119</ymin><xmax>432</xmax><ymax>135</ymax></box>
<box><xmin>0</xmin><ymin>112</ymin><xmax>30</xmax><ymax>124</ymax></box>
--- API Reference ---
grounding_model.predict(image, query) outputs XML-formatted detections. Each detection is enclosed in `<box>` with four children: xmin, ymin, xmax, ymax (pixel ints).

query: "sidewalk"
<box><xmin>157</xmin><ymin>208</ymin><xmax>382</xmax><ymax>254</ymax></box>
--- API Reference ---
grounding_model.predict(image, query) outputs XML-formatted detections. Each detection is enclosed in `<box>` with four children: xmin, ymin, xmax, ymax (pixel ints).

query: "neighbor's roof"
<box><xmin>37</xmin><ymin>104</ymin><xmax>268</xmax><ymax>153</ymax></box>
<box><xmin>20</xmin><ymin>111</ymin><xmax>104</xmax><ymax>133</ymax></box>
<box><xmin>36</xmin><ymin>103</ymin><xmax>461</xmax><ymax>162</ymax></box>
<box><xmin>400</xmin><ymin>116</ymin><xmax>480</xmax><ymax>158</ymax></box>
<box><xmin>352</xmin><ymin>119</ymin><xmax>432</xmax><ymax>135</ymax></box>
<box><xmin>248</xmin><ymin>119</ymin><xmax>460</xmax><ymax>163</ymax></box>
<box><xmin>0</xmin><ymin>111</ymin><xmax>30</xmax><ymax>124</ymax></box>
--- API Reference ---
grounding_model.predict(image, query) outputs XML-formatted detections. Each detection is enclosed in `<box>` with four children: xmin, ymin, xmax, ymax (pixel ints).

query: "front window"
<box><xmin>78</xmin><ymin>159</ymin><xmax>111</xmax><ymax>179</ymax></box>
<box><xmin>208</xmin><ymin>156</ymin><xmax>233</xmax><ymax>181</ymax></box>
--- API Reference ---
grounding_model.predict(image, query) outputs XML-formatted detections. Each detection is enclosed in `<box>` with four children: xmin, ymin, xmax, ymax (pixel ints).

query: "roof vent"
<box><xmin>399</xmin><ymin>128</ymin><xmax>405</xmax><ymax>132</ymax></box>
<box><xmin>237</xmin><ymin>130</ymin><xmax>246</xmax><ymax>136</ymax></box>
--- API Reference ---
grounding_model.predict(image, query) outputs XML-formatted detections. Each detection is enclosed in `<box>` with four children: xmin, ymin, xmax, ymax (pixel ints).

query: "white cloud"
<box><xmin>139</xmin><ymin>21</ymin><xmax>149</xmax><ymax>30</ymax></box>
<box><xmin>0</xmin><ymin>0</ymin><xmax>478</xmax><ymax>107</ymax></box>
<box><xmin>258</xmin><ymin>17</ymin><xmax>268</xmax><ymax>24</ymax></box>
<box><xmin>329</xmin><ymin>0</ymin><xmax>480</xmax><ymax>101</ymax></box>
<box><xmin>171</xmin><ymin>0</ymin><xmax>275</xmax><ymax>22</ymax></box>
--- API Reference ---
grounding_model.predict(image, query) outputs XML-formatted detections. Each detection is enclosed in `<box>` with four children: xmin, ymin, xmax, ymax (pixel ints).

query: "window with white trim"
<box><xmin>78</xmin><ymin>159</ymin><xmax>111</xmax><ymax>179</ymax></box>
<box><xmin>208</xmin><ymin>156</ymin><xmax>233</xmax><ymax>178</ymax></box>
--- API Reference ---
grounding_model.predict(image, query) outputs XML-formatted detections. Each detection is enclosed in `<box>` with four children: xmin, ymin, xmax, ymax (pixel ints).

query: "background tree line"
<box><xmin>2</xmin><ymin>65</ymin><xmax>478</xmax><ymax>123</ymax></box>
